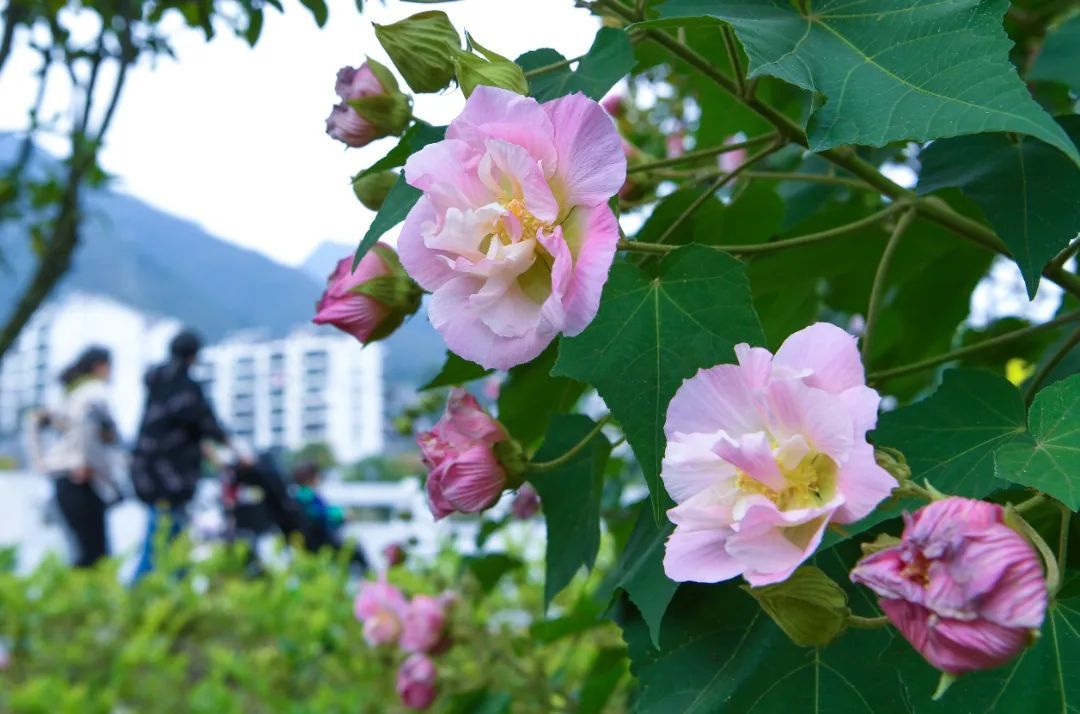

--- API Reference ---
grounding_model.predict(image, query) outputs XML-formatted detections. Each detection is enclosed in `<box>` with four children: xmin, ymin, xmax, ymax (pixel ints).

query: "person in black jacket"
<box><xmin>131</xmin><ymin>329</ymin><xmax>228</xmax><ymax>579</ymax></box>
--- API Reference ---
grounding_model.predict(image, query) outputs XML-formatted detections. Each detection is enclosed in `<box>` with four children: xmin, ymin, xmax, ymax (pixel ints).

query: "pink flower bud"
<box><xmin>383</xmin><ymin>542</ymin><xmax>407</xmax><ymax>567</ymax></box>
<box><xmin>718</xmin><ymin>135</ymin><xmax>748</xmax><ymax>174</ymax></box>
<box><xmin>326</xmin><ymin>61</ymin><xmax>410</xmax><ymax>147</ymax></box>
<box><xmin>511</xmin><ymin>483</ymin><xmax>540</xmax><ymax>519</ymax></box>
<box><xmin>851</xmin><ymin>497</ymin><xmax>1048</xmax><ymax>675</ymax></box>
<box><xmin>312</xmin><ymin>244</ymin><xmax>421</xmax><ymax>344</ymax></box>
<box><xmin>666</xmin><ymin>130</ymin><xmax>685</xmax><ymax>159</ymax></box>
<box><xmin>354</xmin><ymin>579</ymin><xmax>408</xmax><ymax>647</ymax></box>
<box><xmin>418</xmin><ymin>389</ymin><xmax>511</xmax><ymax>519</ymax></box>
<box><xmin>397</xmin><ymin>654</ymin><xmax>438</xmax><ymax>710</ymax></box>
<box><xmin>400</xmin><ymin>594</ymin><xmax>450</xmax><ymax>654</ymax></box>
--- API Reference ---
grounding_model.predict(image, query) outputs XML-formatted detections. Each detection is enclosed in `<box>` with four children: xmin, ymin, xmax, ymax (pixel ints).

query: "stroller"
<box><xmin>221</xmin><ymin>451</ymin><xmax>368</xmax><ymax>573</ymax></box>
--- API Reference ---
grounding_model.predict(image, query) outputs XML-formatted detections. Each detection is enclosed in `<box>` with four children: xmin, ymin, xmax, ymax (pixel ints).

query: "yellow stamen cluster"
<box><xmin>735</xmin><ymin>452</ymin><xmax>838</xmax><ymax>511</ymax></box>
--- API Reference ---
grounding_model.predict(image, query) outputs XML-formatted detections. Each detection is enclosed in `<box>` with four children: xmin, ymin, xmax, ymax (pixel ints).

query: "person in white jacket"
<box><xmin>29</xmin><ymin>346</ymin><xmax>120</xmax><ymax>567</ymax></box>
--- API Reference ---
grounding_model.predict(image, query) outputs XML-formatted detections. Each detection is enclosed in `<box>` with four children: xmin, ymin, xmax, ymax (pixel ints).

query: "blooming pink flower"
<box><xmin>397</xmin><ymin>654</ymin><xmax>438</xmax><ymax>710</ymax></box>
<box><xmin>418</xmin><ymin>389</ymin><xmax>510</xmax><ymax>519</ymax></box>
<box><xmin>661</xmin><ymin>322</ymin><xmax>896</xmax><ymax>587</ymax></box>
<box><xmin>851</xmin><ymin>497</ymin><xmax>1047</xmax><ymax>675</ymax></box>
<box><xmin>354</xmin><ymin>579</ymin><xmax>408</xmax><ymax>647</ymax></box>
<box><xmin>511</xmin><ymin>483</ymin><xmax>541</xmax><ymax>519</ymax></box>
<box><xmin>326</xmin><ymin>63</ymin><xmax>393</xmax><ymax>148</ymax></box>
<box><xmin>601</xmin><ymin>92</ymin><xmax>626</xmax><ymax>118</ymax></box>
<box><xmin>398</xmin><ymin>86</ymin><xmax>626</xmax><ymax>369</ymax></box>
<box><xmin>312</xmin><ymin>244</ymin><xmax>420</xmax><ymax>344</ymax></box>
<box><xmin>400</xmin><ymin>594</ymin><xmax>450</xmax><ymax>654</ymax></box>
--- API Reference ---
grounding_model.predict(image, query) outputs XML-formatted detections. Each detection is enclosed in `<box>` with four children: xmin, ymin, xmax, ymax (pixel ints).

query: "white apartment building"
<box><xmin>0</xmin><ymin>292</ymin><xmax>384</xmax><ymax>466</ymax></box>
<box><xmin>194</xmin><ymin>328</ymin><xmax>384</xmax><ymax>464</ymax></box>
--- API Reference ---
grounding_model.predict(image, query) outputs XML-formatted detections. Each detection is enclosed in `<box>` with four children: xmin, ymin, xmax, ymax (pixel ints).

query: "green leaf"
<box><xmin>299</xmin><ymin>0</ymin><xmax>327</xmax><ymax>26</ymax></box>
<box><xmin>743</xmin><ymin>566</ymin><xmax>849</xmax><ymax>648</ymax></box>
<box><xmin>352</xmin><ymin>175</ymin><xmax>421</xmax><ymax>269</ymax></box>
<box><xmin>443</xmin><ymin>689</ymin><xmax>511</xmax><ymax>714</ymax></box>
<box><xmin>657</xmin><ymin>0</ymin><xmax>1080</xmax><ymax>164</ymax></box>
<box><xmin>555</xmin><ymin>246</ymin><xmax>764</xmax><ymax>518</ymax></box>
<box><xmin>354</xmin><ymin>122</ymin><xmax>445</xmax><ymax>181</ymax></box>
<box><xmin>996</xmin><ymin>374</ymin><xmax>1080</xmax><ymax>510</ymax></box>
<box><xmin>579</xmin><ymin>647</ymin><xmax>629</xmax><ymax>714</ymax></box>
<box><xmin>918</xmin><ymin>117</ymin><xmax>1080</xmax><ymax>297</ymax></box>
<box><xmin>635</xmin><ymin>183</ymin><xmax>784</xmax><ymax>248</ymax></box>
<box><xmin>883</xmin><ymin>581</ymin><xmax>1080</xmax><ymax>711</ymax></box>
<box><xmin>620</xmin><ymin>580</ymin><xmax>905</xmax><ymax>713</ymax></box>
<box><xmin>419</xmin><ymin>351</ymin><xmax>491</xmax><ymax>391</ymax></box>
<box><xmin>1029</xmin><ymin>14</ymin><xmax>1080</xmax><ymax>93</ymax></box>
<box><xmin>609</xmin><ymin>506</ymin><xmax>676</xmax><ymax>648</ymax></box>
<box><xmin>874</xmin><ymin>369</ymin><xmax>1028</xmax><ymax>497</ymax></box>
<box><xmin>529</xmin><ymin>415</ymin><xmax>611</xmax><ymax>607</ymax></box>
<box><xmin>460</xmin><ymin>553</ymin><xmax>523</xmax><ymax>594</ymax></box>
<box><xmin>516</xmin><ymin>27</ymin><xmax>634</xmax><ymax>101</ymax></box>
<box><xmin>497</xmin><ymin>343</ymin><xmax>585</xmax><ymax>448</ymax></box>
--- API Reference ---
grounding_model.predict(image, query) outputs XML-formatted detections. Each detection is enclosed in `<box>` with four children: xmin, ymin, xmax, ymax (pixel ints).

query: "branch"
<box><xmin>861</xmin><ymin>208</ymin><xmax>918</xmax><ymax>363</ymax></box>
<box><xmin>868</xmin><ymin>309</ymin><xmax>1080</xmax><ymax>383</ymax></box>
<box><xmin>1024</xmin><ymin>327</ymin><xmax>1080</xmax><ymax>404</ymax></box>
<box><xmin>619</xmin><ymin>201</ymin><xmax>909</xmax><ymax>257</ymax></box>
<box><xmin>625</xmin><ymin>133</ymin><xmax>775</xmax><ymax>175</ymax></box>
<box><xmin>654</xmin><ymin>138</ymin><xmax>784</xmax><ymax>245</ymax></box>
<box><xmin>523</xmin><ymin>54</ymin><xmax>584</xmax><ymax>78</ymax></box>
<box><xmin>528</xmin><ymin>415</ymin><xmax>612</xmax><ymax>472</ymax></box>
<box><xmin>0</xmin><ymin>1</ymin><xmax>23</xmax><ymax>79</ymax></box>
<box><xmin>721</xmin><ymin>25</ymin><xmax>745</xmax><ymax>97</ymax></box>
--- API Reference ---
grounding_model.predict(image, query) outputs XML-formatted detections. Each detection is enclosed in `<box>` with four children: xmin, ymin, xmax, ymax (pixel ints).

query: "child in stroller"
<box><xmin>222</xmin><ymin>451</ymin><xmax>367</xmax><ymax>572</ymax></box>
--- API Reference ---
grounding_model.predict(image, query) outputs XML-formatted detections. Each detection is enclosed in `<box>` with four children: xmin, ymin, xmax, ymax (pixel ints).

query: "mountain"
<box><xmin>0</xmin><ymin>135</ymin><xmax>322</xmax><ymax>340</ymax></box>
<box><xmin>301</xmin><ymin>240</ymin><xmax>352</xmax><ymax>282</ymax></box>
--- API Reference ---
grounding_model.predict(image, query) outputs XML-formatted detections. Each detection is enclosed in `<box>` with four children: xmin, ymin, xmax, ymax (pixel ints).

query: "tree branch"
<box><xmin>862</xmin><ymin>208</ymin><xmax>918</xmax><ymax>363</ymax></box>
<box><xmin>626</xmin><ymin>133</ymin><xmax>775</xmax><ymax>175</ymax></box>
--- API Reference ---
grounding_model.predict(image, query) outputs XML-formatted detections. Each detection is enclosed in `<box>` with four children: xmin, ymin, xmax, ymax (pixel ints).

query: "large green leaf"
<box><xmin>620</xmin><ymin>551</ymin><xmax>908</xmax><ymax>713</ymax></box>
<box><xmin>918</xmin><ymin>117</ymin><xmax>1080</xmax><ymax>297</ymax></box>
<box><xmin>554</xmin><ymin>245</ymin><xmax>764</xmax><ymax>517</ymax></box>
<box><xmin>352</xmin><ymin>175</ymin><xmax>420</xmax><ymax>268</ymax></box>
<box><xmin>656</xmin><ymin>0</ymin><xmax>1080</xmax><ymax>164</ymax></box>
<box><xmin>497</xmin><ymin>343</ymin><xmax>585</xmax><ymax>448</ymax></box>
<box><xmin>529</xmin><ymin>415</ymin><xmax>611</xmax><ymax>607</ymax></box>
<box><xmin>996</xmin><ymin>374</ymin><xmax>1080</xmax><ymax>510</ymax></box>
<box><xmin>609</xmin><ymin>506</ymin><xmax>676</xmax><ymax>648</ymax></box>
<box><xmin>516</xmin><ymin>27</ymin><xmax>634</xmax><ymax>102</ymax></box>
<box><xmin>635</xmin><ymin>183</ymin><xmax>784</xmax><ymax>248</ymax></box>
<box><xmin>1029</xmin><ymin>14</ymin><xmax>1080</xmax><ymax>93</ymax></box>
<box><xmin>874</xmin><ymin>369</ymin><xmax>1028</xmax><ymax>497</ymax></box>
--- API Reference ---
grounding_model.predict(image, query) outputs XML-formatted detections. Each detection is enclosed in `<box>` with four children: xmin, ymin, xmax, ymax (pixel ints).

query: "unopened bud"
<box><xmin>451</xmin><ymin>32</ymin><xmax>528</xmax><ymax>98</ymax></box>
<box><xmin>743</xmin><ymin>566</ymin><xmax>850</xmax><ymax>647</ymax></box>
<box><xmin>352</xmin><ymin>170</ymin><xmax>398</xmax><ymax>211</ymax></box>
<box><xmin>374</xmin><ymin>11</ymin><xmax>461</xmax><ymax>93</ymax></box>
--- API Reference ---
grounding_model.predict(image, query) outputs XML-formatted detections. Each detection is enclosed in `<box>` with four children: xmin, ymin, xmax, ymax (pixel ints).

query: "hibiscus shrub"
<box><xmin>318</xmin><ymin>0</ymin><xmax>1080</xmax><ymax>710</ymax></box>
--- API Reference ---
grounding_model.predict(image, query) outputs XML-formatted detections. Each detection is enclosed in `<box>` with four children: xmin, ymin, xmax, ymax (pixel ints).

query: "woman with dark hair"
<box><xmin>31</xmin><ymin>346</ymin><xmax>121</xmax><ymax>567</ymax></box>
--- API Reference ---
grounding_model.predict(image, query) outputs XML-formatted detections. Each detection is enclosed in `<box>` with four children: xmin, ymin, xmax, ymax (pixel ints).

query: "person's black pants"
<box><xmin>54</xmin><ymin>476</ymin><xmax>108</xmax><ymax>568</ymax></box>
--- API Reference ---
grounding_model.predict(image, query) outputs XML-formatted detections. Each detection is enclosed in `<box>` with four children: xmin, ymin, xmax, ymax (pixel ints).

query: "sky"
<box><xmin>0</xmin><ymin>0</ymin><xmax>601</xmax><ymax>267</ymax></box>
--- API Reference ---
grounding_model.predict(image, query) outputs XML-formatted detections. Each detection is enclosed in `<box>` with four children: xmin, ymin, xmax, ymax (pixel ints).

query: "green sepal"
<box><xmin>873</xmin><ymin>446</ymin><xmax>910</xmax><ymax>486</ymax></box>
<box><xmin>493</xmin><ymin>438</ymin><xmax>528</xmax><ymax>488</ymax></box>
<box><xmin>742</xmin><ymin>566</ymin><xmax>850</xmax><ymax>648</ymax></box>
<box><xmin>452</xmin><ymin>31</ymin><xmax>529</xmax><ymax>98</ymax></box>
<box><xmin>351</xmin><ymin>170</ymin><xmax>399</xmax><ymax>211</ymax></box>
<box><xmin>347</xmin><ymin>92</ymin><xmax>412</xmax><ymax>138</ymax></box>
<box><xmin>373</xmin><ymin>10</ymin><xmax>461</xmax><ymax>93</ymax></box>
<box><xmin>363</xmin><ymin>56</ymin><xmax>401</xmax><ymax>94</ymax></box>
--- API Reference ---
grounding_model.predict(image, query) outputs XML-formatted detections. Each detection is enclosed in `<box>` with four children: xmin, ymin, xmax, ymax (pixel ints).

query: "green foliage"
<box><xmin>529</xmin><ymin>415</ymin><xmax>611</xmax><ymax>607</ymax></box>
<box><xmin>919</xmin><ymin>118</ymin><xmax>1080</xmax><ymax>297</ymax></box>
<box><xmin>353</xmin><ymin>175</ymin><xmax>422</xmax><ymax>269</ymax></box>
<box><xmin>497</xmin><ymin>344</ymin><xmax>585</xmax><ymax>449</ymax></box>
<box><xmin>656</xmin><ymin>0</ymin><xmax>1080</xmax><ymax>163</ymax></box>
<box><xmin>996</xmin><ymin>374</ymin><xmax>1080</xmax><ymax>509</ymax></box>
<box><xmin>1029</xmin><ymin>14</ymin><xmax>1080</xmax><ymax>93</ymax></box>
<box><xmin>606</xmin><ymin>507</ymin><xmax>675</xmax><ymax>649</ymax></box>
<box><xmin>420</xmin><ymin>351</ymin><xmax>491</xmax><ymax>390</ymax></box>
<box><xmin>556</xmin><ymin>245</ymin><xmax>764</xmax><ymax>516</ymax></box>
<box><xmin>517</xmin><ymin>28</ymin><xmax>635</xmax><ymax>101</ymax></box>
<box><xmin>373</xmin><ymin>11</ymin><xmax>461</xmax><ymax>93</ymax></box>
<box><xmin>744</xmin><ymin>566</ymin><xmax>850</xmax><ymax>648</ymax></box>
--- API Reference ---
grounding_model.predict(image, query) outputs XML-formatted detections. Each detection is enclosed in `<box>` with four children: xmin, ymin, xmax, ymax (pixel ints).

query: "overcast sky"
<box><xmin>0</xmin><ymin>0</ymin><xmax>601</xmax><ymax>266</ymax></box>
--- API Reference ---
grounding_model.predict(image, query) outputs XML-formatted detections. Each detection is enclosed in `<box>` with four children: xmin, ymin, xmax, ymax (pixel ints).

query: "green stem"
<box><xmin>1014</xmin><ymin>492</ymin><xmax>1048</xmax><ymax>514</ymax></box>
<box><xmin>1010</xmin><ymin>506</ymin><xmax>1061</xmax><ymax>596</ymax></box>
<box><xmin>1024</xmin><ymin>327</ymin><xmax>1080</xmax><ymax>404</ymax></box>
<box><xmin>528</xmin><ymin>415</ymin><xmax>612</xmax><ymax>472</ymax></box>
<box><xmin>862</xmin><ymin>208</ymin><xmax>918</xmax><ymax>363</ymax></box>
<box><xmin>1058</xmin><ymin>502</ymin><xmax>1070</xmax><ymax>581</ymax></box>
<box><xmin>721</xmin><ymin>25</ymin><xmax>745</xmax><ymax>96</ymax></box>
<box><xmin>523</xmin><ymin>54</ymin><xmax>585</xmax><ymax>78</ymax></box>
<box><xmin>847</xmin><ymin>614</ymin><xmax>890</xmax><ymax>629</ymax></box>
<box><xmin>1048</xmin><ymin>239</ymin><xmax>1080</xmax><ymax>273</ymax></box>
<box><xmin>625</xmin><ymin>133</ymin><xmax>776</xmax><ymax>175</ymax></box>
<box><xmin>869</xmin><ymin>309</ymin><xmax>1080</xmax><ymax>383</ymax></box>
<box><xmin>654</xmin><ymin>139</ymin><xmax>785</xmax><ymax>245</ymax></box>
<box><xmin>618</xmin><ymin>201</ymin><xmax>908</xmax><ymax>256</ymax></box>
<box><xmin>739</xmin><ymin>170</ymin><xmax>871</xmax><ymax>190</ymax></box>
